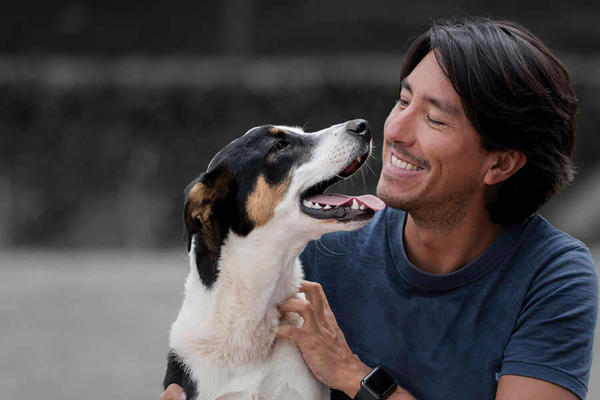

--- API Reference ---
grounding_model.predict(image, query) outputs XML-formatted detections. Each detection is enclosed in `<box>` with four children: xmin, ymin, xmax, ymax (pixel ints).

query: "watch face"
<box><xmin>364</xmin><ymin>366</ymin><xmax>397</xmax><ymax>396</ymax></box>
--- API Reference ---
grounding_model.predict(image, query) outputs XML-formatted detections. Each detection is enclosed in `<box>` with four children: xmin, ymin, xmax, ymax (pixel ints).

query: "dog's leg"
<box><xmin>163</xmin><ymin>350</ymin><xmax>198</xmax><ymax>399</ymax></box>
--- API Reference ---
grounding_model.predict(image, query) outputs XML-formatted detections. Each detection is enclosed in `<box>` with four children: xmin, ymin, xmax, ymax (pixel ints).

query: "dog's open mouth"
<box><xmin>299</xmin><ymin>152</ymin><xmax>386</xmax><ymax>222</ymax></box>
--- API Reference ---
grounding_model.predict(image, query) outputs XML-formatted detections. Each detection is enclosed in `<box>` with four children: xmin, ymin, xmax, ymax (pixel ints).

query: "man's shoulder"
<box><xmin>520</xmin><ymin>214</ymin><xmax>592</xmax><ymax>258</ymax></box>
<box><xmin>513</xmin><ymin>214</ymin><xmax>596</xmax><ymax>287</ymax></box>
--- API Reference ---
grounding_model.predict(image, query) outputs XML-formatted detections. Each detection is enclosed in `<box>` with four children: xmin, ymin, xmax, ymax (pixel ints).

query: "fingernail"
<box><xmin>180</xmin><ymin>392</ymin><xmax>186</xmax><ymax>399</ymax></box>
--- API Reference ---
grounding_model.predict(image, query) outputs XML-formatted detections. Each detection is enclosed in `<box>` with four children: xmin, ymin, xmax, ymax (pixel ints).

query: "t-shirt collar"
<box><xmin>386</xmin><ymin>208</ymin><xmax>526</xmax><ymax>291</ymax></box>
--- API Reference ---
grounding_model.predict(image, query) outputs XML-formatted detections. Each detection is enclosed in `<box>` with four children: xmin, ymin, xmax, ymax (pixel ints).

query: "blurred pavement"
<box><xmin>1</xmin><ymin>249</ymin><xmax>188</xmax><ymax>400</ymax></box>
<box><xmin>1</xmin><ymin>246</ymin><xmax>599</xmax><ymax>399</ymax></box>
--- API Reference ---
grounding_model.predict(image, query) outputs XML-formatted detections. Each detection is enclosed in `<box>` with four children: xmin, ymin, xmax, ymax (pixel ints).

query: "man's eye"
<box><xmin>275</xmin><ymin>140</ymin><xmax>290</xmax><ymax>150</ymax></box>
<box><xmin>427</xmin><ymin>115</ymin><xmax>446</xmax><ymax>126</ymax></box>
<box><xmin>396</xmin><ymin>98</ymin><xmax>409</xmax><ymax>107</ymax></box>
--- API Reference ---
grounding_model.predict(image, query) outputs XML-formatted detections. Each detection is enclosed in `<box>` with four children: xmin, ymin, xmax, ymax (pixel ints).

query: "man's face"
<box><xmin>377</xmin><ymin>51</ymin><xmax>494</xmax><ymax>219</ymax></box>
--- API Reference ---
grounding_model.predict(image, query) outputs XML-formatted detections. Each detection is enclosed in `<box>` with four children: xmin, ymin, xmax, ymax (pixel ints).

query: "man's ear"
<box><xmin>484</xmin><ymin>150</ymin><xmax>527</xmax><ymax>186</ymax></box>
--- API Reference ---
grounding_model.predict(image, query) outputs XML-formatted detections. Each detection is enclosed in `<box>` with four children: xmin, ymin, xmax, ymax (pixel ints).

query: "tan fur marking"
<box><xmin>268</xmin><ymin>127</ymin><xmax>286</xmax><ymax>135</ymax></box>
<box><xmin>188</xmin><ymin>183</ymin><xmax>212</xmax><ymax>223</ymax></box>
<box><xmin>186</xmin><ymin>170</ymin><xmax>233</xmax><ymax>257</ymax></box>
<box><xmin>246</xmin><ymin>175</ymin><xmax>289</xmax><ymax>227</ymax></box>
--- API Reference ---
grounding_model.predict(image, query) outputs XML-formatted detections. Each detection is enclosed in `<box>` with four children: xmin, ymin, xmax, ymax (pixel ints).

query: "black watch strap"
<box><xmin>354</xmin><ymin>366</ymin><xmax>398</xmax><ymax>400</ymax></box>
<box><xmin>354</xmin><ymin>385</ymin><xmax>380</xmax><ymax>400</ymax></box>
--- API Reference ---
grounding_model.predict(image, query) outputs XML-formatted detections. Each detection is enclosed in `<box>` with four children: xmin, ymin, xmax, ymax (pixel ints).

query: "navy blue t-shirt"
<box><xmin>300</xmin><ymin>208</ymin><xmax>597</xmax><ymax>400</ymax></box>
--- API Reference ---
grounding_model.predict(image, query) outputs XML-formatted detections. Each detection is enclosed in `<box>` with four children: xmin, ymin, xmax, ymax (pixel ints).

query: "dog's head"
<box><xmin>184</xmin><ymin>120</ymin><xmax>385</xmax><ymax>287</ymax></box>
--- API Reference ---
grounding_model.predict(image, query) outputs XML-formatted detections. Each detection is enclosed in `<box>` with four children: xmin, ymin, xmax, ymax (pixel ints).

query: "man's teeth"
<box><xmin>302</xmin><ymin>199</ymin><xmax>366</xmax><ymax>211</ymax></box>
<box><xmin>391</xmin><ymin>154</ymin><xmax>421</xmax><ymax>171</ymax></box>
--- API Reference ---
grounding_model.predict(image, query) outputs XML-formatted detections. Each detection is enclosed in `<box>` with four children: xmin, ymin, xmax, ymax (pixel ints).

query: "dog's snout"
<box><xmin>345</xmin><ymin>119</ymin><xmax>371</xmax><ymax>143</ymax></box>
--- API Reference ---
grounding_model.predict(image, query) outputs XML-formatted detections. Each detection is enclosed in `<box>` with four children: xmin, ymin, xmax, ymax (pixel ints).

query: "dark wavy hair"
<box><xmin>400</xmin><ymin>18</ymin><xmax>577</xmax><ymax>225</ymax></box>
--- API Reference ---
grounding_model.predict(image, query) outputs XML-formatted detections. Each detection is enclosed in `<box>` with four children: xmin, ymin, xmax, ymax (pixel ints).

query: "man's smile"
<box><xmin>390</xmin><ymin>153</ymin><xmax>423</xmax><ymax>171</ymax></box>
<box><xmin>383</xmin><ymin>153</ymin><xmax>426</xmax><ymax>179</ymax></box>
<box><xmin>382</xmin><ymin>143</ymin><xmax>428</xmax><ymax>179</ymax></box>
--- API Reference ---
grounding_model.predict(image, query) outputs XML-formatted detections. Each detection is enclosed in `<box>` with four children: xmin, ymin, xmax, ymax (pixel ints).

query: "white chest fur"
<box><xmin>169</xmin><ymin>225</ymin><xmax>329</xmax><ymax>400</ymax></box>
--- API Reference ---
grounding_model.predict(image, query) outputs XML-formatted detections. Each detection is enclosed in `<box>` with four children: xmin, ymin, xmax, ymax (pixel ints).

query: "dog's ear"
<box><xmin>184</xmin><ymin>167</ymin><xmax>236</xmax><ymax>253</ymax></box>
<box><xmin>184</xmin><ymin>167</ymin><xmax>237</xmax><ymax>288</ymax></box>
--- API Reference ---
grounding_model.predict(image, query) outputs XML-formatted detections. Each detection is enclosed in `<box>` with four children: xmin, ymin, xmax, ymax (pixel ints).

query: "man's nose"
<box><xmin>345</xmin><ymin>119</ymin><xmax>371</xmax><ymax>144</ymax></box>
<box><xmin>384</xmin><ymin>107</ymin><xmax>416</xmax><ymax>145</ymax></box>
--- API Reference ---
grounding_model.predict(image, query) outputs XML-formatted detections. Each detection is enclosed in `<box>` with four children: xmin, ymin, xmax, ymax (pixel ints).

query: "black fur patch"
<box><xmin>163</xmin><ymin>350</ymin><xmax>198</xmax><ymax>399</ymax></box>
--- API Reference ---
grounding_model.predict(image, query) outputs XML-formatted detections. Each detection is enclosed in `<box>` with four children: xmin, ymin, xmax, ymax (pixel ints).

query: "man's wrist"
<box><xmin>336</xmin><ymin>356</ymin><xmax>372</xmax><ymax>398</ymax></box>
<box><xmin>345</xmin><ymin>364</ymin><xmax>417</xmax><ymax>400</ymax></box>
<box><xmin>355</xmin><ymin>383</ymin><xmax>417</xmax><ymax>400</ymax></box>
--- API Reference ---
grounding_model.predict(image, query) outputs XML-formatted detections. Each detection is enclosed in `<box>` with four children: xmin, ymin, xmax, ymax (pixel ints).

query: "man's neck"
<box><xmin>403</xmin><ymin>206</ymin><xmax>502</xmax><ymax>275</ymax></box>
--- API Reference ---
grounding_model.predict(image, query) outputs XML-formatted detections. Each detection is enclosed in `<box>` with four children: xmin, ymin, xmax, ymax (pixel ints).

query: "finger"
<box><xmin>301</xmin><ymin>280</ymin><xmax>325</xmax><ymax>312</ymax></box>
<box><xmin>302</xmin><ymin>280</ymin><xmax>339</xmax><ymax>328</ymax></box>
<box><xmin>301</xmin><ymin>281</ymin><xmax>340</xmax><ymax>330</ymax></box>
<box><xmin>280</xmin><ymin>297</ymin><xmax>315</xmax><ymax>328</ymax></box>
<box><xmin>161</xmin><ymin>384</ymin><xmax>186</xmax><ymax>400</ymax></box>
<box><xmin>277</xmin><ymin>324</ymin><xmax>303</xmax><ymax>341</ymax></box>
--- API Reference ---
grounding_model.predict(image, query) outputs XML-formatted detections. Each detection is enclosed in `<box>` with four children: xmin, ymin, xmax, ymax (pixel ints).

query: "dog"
<box><xmin>163</xmin><ymin>119</ymin><xmax>386</xmax><ymax>399</ymax></box>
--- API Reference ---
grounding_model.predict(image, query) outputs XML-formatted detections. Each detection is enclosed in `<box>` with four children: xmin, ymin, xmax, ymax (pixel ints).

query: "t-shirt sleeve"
<box><xmin>499</xmin><ymin>244</ymin><xmax>598</xmax><ymax>399</ymax></box>
<box><xmin>300</xmin><ymin>240</ymin><xmax>317</xmax><ymax>281</ymax></box>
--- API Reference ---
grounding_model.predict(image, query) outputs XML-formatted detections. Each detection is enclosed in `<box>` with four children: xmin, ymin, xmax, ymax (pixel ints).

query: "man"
<box><xmin>162</xmin><ymin>18</ymin><xmax>597</xmax><ymax>400</ymax></box>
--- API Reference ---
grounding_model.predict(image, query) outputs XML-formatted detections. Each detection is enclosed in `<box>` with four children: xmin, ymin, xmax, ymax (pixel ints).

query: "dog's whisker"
<box><xmin>366</xmin><ymin>161</ymin><xmax>377</xmax><ymax>177</ymax></box>
<box><xmin>360</xmin><ymin>167</ymin><xmax>366</xmax><ymax>187</ymax></box>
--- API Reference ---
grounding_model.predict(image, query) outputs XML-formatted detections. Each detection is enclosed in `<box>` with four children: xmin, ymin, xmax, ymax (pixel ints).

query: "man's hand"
<box><xmin>160</xmin><ymin>383</ymin><xmax>186</xmax><ymax>400</ymax></box>
<box><xmin>276</xmin><ymin>280</ymin><xmax>371</xmax><ymax>397</ymax></box>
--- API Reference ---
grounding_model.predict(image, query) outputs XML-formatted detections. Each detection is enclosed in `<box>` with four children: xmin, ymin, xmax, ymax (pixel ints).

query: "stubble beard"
<box><xmin>377</xmin><ymin>174</ymin><xmax>479</xmax><ymax>234</ymax></box>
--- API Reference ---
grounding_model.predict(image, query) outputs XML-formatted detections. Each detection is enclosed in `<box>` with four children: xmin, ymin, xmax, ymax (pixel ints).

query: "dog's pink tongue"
<box><xmin>305</xmin><ymin>194</ymin><xmax>386</xmax><ymax>211</ymax></box>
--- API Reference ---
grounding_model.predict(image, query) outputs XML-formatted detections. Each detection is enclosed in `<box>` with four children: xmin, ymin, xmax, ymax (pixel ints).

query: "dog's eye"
<box><xmin>274</xmin><ymin>140</ymin><xmax>290</xmax><ymax>151</ymax></box>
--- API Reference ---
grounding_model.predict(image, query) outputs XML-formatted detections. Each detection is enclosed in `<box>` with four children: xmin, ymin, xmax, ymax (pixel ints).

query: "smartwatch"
<box><xmin>354</xmin><ymin>366</ymin><xmax>398</xmax><ymax>400</ymax></box>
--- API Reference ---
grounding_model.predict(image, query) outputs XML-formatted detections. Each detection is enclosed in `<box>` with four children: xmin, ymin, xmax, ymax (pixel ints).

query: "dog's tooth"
<box><xmin>351</xmin><ymin>199</ymin><xmax>359</xmax><ymax>209</ymax></box>
<box><xmin>323</xmin><ymin>204</ymin><xmax>332</xmax><ymax>210</ymax></box>
<box><xmin>359</xmin><ymin>204</ymin><xmax>365</xmax><ymax>210</ymax></box>
<box><xmin>313</xmin><ymin>203</ymin><xmax>322</xmax><ymax>209</ymax></box>
<box><xmin>306</xmin><ymin>200</ymin><xmax>314</xmax><ymax>207</ymax></box>
<box><xmin>303</xmin><ymin>200</ymin><xmax>311</xmax><ymax>207</ymax></box>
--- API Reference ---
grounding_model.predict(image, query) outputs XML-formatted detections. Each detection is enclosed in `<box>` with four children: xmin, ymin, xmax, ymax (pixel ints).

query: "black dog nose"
<box><xmin>345</xmin><ymin>119</ymin><xmax>371</xmax><ymax>143</ymax></box>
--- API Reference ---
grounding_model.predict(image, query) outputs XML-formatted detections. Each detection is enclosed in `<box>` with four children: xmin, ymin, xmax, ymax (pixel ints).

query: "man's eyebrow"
<box><xmin>400</xmin><ymin>79</ymin><xmax>412</xmax><ymax>93</ymax></box>
<box><xmin>424</xmin><ymin>95</ymin><xmax>460</xmax><ymax>116</ymax></box>
<box><xmin>400</xmin><ymin>78</ymin><xmax>460</xmax><ymax>116</ymax></box>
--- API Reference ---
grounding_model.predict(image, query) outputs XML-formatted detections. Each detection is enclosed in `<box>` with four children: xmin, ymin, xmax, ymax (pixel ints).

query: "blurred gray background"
<box><xmin>1</xmin><ymin>1</ymin><xmax>599</xmax><ymax>399</ymax></box>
